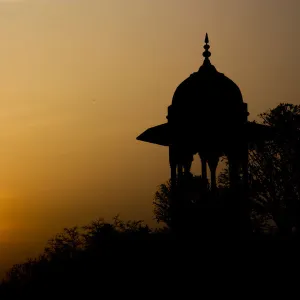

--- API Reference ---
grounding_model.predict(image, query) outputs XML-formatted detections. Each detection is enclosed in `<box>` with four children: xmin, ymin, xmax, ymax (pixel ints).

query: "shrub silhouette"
<box><xmin>0</xmin><ymin>217</ymin><xmax>175</xmax><ymax>296</ymax></box>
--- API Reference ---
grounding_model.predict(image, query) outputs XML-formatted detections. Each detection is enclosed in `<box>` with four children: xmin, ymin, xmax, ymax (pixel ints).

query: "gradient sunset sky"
<box><xmin>0</xmin><ymin>0</ymin><xmax>300</xmax><ymax>276</ymax></box>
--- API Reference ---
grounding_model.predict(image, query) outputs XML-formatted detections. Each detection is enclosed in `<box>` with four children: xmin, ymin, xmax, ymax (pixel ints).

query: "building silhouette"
<box><xmin>137</xmin><ymin>34</ymin><xmax>273</xmax><ymax>234</ymax></box>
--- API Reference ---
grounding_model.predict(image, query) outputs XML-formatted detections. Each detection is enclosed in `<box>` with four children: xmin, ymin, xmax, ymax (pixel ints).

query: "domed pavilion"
<box><xmin>137</xmin><ymin>34</ymin><xmax>273</xmax><ymax>230</ymax></box>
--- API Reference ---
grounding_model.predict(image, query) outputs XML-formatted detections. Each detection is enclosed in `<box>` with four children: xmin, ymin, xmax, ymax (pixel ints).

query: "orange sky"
<box><xmin>0</xmin><ymin>0</ymin><xmax>300</xmax><ymax>277</ymax></box>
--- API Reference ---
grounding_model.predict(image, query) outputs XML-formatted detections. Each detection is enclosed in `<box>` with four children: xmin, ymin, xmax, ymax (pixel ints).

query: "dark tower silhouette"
<box><xmin>137</xmin><ymin>34</ymin><xmax>273</xmax><ymax>236</ymax></box>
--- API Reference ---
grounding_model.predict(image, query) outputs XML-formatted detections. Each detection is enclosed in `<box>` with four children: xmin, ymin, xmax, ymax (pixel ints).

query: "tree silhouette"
<box><xmin>0</xmin><ymin>217</ymin><xmax>158</xmax><ymax>297</ymax></box>
<box><xmin>254</xmin><ymin>103</ymin><xmax>300</xmax><ymax>235</ymax></box>
<box><xmin>219</xmin><ymin>103</ymin><xmax>300</xmax><ymax>236</ymax></box>
<box><xmin>153</xmin><ymin>175</ymin><xmax>231</xmax><ymax>237</ymax></box>
<box><xmin>153</xmin><ymin>180</ymin><xmax>172</xmax><ymax>227</ymax></box>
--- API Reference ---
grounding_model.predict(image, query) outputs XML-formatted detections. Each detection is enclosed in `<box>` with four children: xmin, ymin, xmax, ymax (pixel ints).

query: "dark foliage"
<box><xmin>0</xmin><ymin>217</ymin><xmax>176</xmax><ymax>297</ymax></box>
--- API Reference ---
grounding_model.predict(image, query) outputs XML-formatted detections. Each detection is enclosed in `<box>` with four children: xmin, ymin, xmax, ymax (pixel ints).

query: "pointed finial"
<box><xmin>205</xmin><ymin>33</ymin><xmax>209</xmax><ymax>44</ymax></box>
<box><xmin>202</xmin><ymin>33</ymin><xmax>211</xmax><ymax>64</ymax></box>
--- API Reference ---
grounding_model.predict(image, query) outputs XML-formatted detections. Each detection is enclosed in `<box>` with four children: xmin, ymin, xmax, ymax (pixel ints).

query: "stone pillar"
<box><xmin>169</xmin><ymin>146</ymin><xmax>177</xmax><ymax>188</ymax></box>
<box><xmin>177</xmin><ymin>164</ymin><xmax>183</xmax><ymax>179</ymax></box>
<box><xmin>228</xmin><ymin>154</ymin><xmax>240</xmax><ymax>190</ymax></box>
<box><xmin>169</xmin><ymin>146</ymin><xmax>179</xmax><ymax>233</ymax></box>
<box><xmin>241</xmin><ymin>141</ymin><xmax>252</xmax><ymax>237</ymax></box>
<box><xmin>200</xmin><ymin>154</ymin><xmax>207</xmax><ymax>181</ymax></box>
<box><xmin>183</xmin><ymin>154</ymin><xmax>193</xmax><ymax>176</ymax></box>
<box><xmin>208</xmin><ymin>155</ymin><xmax>219</xmax><ymax>192</ymax></box>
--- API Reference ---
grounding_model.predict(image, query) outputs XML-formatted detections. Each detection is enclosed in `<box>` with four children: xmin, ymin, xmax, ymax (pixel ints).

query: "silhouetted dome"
<box><xmin>167</xmin><ymin>34</ymin><xmax>248</xmax><ymax>154</ymax></box>
<box><xmin>169</xmin><ymin>34</ymin><xmax>246</xmax><ymax>134</ymax></box>
<box><xmin>172</xmin><ymin>65</ymin><xmax>243</xmax><ymax>108</ymax></box>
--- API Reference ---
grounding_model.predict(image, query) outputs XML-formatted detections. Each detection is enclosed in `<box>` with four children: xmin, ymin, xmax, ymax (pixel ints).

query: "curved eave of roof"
<box><xmin>136</xmin><ymin>123</ymin><xmax>170</xmax><ymax>146</ymax></box>
<box><xmin>136</xmin><ymin>122</ymin><xmax>275</xmax><ymax>148</ymax></box>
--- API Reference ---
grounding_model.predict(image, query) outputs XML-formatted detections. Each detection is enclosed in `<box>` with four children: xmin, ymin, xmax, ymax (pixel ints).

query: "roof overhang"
<box><xmin>136</xmin><ymin>123</ymin><xmax>170</xmax><ymax>146</ymax></box>
<box><xmin>136</xmin><ymin>121</ymin><xmax>275</xmax><ymax>147</ymax></box>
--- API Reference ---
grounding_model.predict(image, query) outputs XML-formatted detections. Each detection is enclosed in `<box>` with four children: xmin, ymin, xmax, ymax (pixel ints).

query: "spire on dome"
<box><xmin>205</xmin><ymin>32</ymin><xmax>209</xmax><ymax>44</ymax></box>
<box><xmin>202</xmin><ymin>33</ymin><xmax>211</xmax><ymax>65</ymax></box>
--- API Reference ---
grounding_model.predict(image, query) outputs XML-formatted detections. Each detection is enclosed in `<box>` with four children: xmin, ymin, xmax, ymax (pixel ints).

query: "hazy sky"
<box><xmin>0</xmin><ymin>0</ymin><xmax>300</xmax><ymax>276</ymax></box>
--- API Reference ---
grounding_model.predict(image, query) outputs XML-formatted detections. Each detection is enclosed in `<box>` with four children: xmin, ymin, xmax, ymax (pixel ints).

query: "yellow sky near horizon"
<box><xmin>0</xmin><ymin>0</ymin><xmax>300</xmax><ymax>276</ymax></box>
